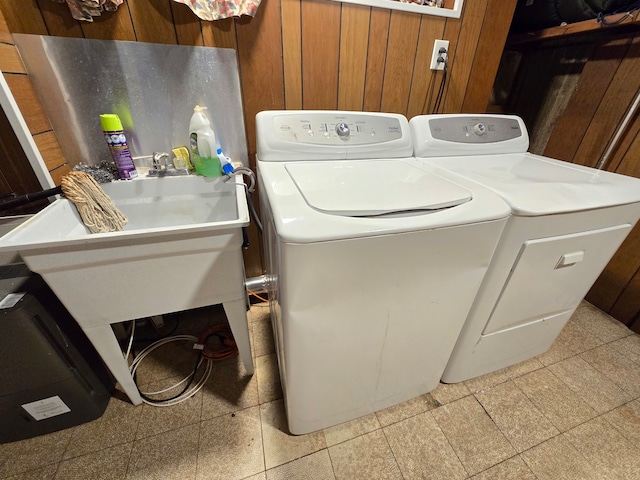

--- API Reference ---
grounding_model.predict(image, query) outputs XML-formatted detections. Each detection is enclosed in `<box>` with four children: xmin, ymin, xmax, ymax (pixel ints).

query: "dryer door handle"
<box><xmin>555</xmin><ymin>251</ymin><xmax>584</xmax><ymax>269</ymax></box>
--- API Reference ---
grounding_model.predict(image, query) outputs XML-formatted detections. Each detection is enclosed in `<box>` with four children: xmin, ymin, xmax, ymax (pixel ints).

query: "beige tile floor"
<box><xmin>2</xmin><ymin>301</ymin><xmax>640</xmax><ymax>479</ymax></box>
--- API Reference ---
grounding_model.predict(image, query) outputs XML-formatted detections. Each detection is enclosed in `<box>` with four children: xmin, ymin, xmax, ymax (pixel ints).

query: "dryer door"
<box><xmin>482</xmin><ymin>223</ymin><xmax>632</xmax><ymax>335</ymax></box>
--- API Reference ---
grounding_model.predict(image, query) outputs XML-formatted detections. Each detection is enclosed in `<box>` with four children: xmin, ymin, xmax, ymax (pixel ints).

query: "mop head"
<box><xmin>61</xmin><ymin>172</ymin><xmax>128</xmax><ymax>233</ymax></box>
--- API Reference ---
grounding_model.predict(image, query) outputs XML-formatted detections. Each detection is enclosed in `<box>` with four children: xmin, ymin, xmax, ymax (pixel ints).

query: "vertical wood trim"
<box><xmin>406</xmin><ymin>15</ymin><xmax>445</xmax><ymax>119</ymax></box>
<box><xmin>281</xmin><ymin>0</ymin><xmax>302</xmax><ymax>109</ymax></box>
<box><xmin>301</xmin><ymin>0</ymin><xmax>341</xmax><ymax>110</ymax></box>
<box><xmin>35</xmin><ymin>0</ymin><xmax>84</xmax><ymax>38</ymax></box>
<box><xmin>170</xmin><ymin>2</ymin><xmax>204</xmax><ymax>46</ymax></box>
<box><xmin>572</xmin><ymin>36</ymin><xmax>640</xmax><ymax>168</ymax></box>
<box><xmin>380</xmin><ymin>10</ymin><xmax>420</xmax><ymax>114</ymax></box>
<box><xmin>202</xmin><ymin>18</ymin><xmax>237</xmax><ymax>49</ymax></box>
<box><xmin>543</xmin><ymin>36</ymin><xmax>632</xmax><ymax>163</ymax></box>
<box><xmin>0</xmin><ymin>0</ymin><xmax>48</xmax><ymax>35</ymax></box>
<box><xmin>128</xmin><ymin>0</ymin><xmax>177</xmax><ymax>44</ymax></box>
<box><xmin>80</xmin><ymin>3</ymin><xmax>136</xmax><ymax>41</ymax></box>
<box><xmin>461</xmin><ymin>0</ymin><xmax>517</xmax><ymax>113</ymax></box>
<box><xmin>442</xmin><ymin>0</ymin><xmax>488</xmax><ymax>113</ymax></box>
<box><xmin>337</xmin><ymin>3</ymin><xmax>370</xmax><ymax>112</ymax></box>
<box><xmin>362</xmin><ymin>7</ymin><xmax>390</xmax><ymax>112</ymax></box>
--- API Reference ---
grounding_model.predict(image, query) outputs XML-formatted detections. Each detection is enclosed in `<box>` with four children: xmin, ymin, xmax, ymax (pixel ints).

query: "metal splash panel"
<box><xmin>13</xmin><ymin>35</ymin><xmax>248</xmax><ymax>170</ymax></box>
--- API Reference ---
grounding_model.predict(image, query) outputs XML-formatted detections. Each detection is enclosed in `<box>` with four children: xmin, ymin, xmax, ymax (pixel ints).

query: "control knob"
<box><xmin>472</xmin><ymin>123</ymin><xmax>487</xmax><ymax>136</ymax></box>
<box><xmin>335</xmin><ymin>122</ymin><xmax>350</xmax><ymax>139</ymax></box>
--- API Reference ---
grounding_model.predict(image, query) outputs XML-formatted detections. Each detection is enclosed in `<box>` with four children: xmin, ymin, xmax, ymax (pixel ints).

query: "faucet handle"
<box><xmin>152</xmin><ymin>152</ymin><xmax>169</xmax><ymax>170</ymax></box>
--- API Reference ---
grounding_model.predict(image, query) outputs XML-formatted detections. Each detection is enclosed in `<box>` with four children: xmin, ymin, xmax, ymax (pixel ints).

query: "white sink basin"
<box><xmin>0</xmin><ymin>175</ymin><xmax>250</xmax><ymax>325</ymax></box>
<box><xmin>1</xmin><ymin>175</ymin><xmax>248</xmax><ymax>247</ymax></box>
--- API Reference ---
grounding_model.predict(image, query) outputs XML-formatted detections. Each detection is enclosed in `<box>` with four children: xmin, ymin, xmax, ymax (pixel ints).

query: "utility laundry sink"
<box><xmin>0</xmin><ymin>175</ymin><xmax>253</xmax><ymax>405</ymax></box>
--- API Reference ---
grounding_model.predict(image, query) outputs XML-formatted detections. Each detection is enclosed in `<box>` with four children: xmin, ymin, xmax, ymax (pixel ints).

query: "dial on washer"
<box><xmin>336</xmin><ymin>122</ymin><xmax>350</xmax><ymax>138</ymax></box>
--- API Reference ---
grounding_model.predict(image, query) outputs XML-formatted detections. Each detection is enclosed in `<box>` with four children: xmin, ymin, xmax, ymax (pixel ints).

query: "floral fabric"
<box><xmin>172</xmin><ymin>0</ymin><xmax>262</xmax><ymax>21</ymax></box>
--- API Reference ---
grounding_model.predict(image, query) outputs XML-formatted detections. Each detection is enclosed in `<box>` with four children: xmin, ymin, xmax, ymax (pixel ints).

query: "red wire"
<box><xmin>197</xmin><ymin>324</ymin><xmax>238</xmax><ymax>360</ymax></box>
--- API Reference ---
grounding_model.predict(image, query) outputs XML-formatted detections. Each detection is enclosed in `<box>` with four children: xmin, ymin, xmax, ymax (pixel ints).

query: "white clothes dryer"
<box><xmin>410</xmin><ymin>114</ymin><xmax>640</xmax><ymax>383</ymax></box>
<box><xmin>256</xmin><ymin>110</ymin><xmax>510</xmax><ymax>434</ymax></box>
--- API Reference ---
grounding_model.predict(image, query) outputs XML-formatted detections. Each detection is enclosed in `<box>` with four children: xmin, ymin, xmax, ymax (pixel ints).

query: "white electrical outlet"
<box><xmin>430</xmin><ymin>39</ymin><xmax>449</xmax><ymax>71</ymax></box>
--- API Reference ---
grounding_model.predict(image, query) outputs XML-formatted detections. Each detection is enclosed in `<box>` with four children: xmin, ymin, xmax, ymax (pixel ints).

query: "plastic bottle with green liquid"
<box><xmin>188</xmin><ymin>105</ymin><xmax>222</xmax><ymax>177</ymax></box>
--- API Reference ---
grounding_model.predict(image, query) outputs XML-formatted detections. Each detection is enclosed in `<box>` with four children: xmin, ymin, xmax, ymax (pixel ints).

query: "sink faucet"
<box><xmin>148</xmin><ymin>152</ymin><xmax>189</xmax><ymax>177</ymax></box>
<box><xmin>152</xmin><ymin>152</ymin><xmax>169</xmax><ymax>171</ymax></box>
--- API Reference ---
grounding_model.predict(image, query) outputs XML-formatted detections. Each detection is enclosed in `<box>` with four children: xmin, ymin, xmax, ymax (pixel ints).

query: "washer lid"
<box><xmin>285</xmin><ymin>160</ymin><xmax>472</xmax><ymax>216</ymax></box>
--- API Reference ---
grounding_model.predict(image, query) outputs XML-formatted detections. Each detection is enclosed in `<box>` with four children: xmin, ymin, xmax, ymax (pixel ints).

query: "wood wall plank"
<box><xmin>0</xmin><ymin>4</ymin><xmax>14</xmax><ymax>43</ymax></box>
<box><xmin>128</xmin><ymin>0</ymin><xmax>177</xmax><ymax>44</ymax></box>
<box><xmin>337</xmin><ymin>3</ymin><xmax>370</xmax><ymax>112</ymax></box>
<box><xmin>33</xmin><ymin>131</ymin><xmax>66</xmax><ymax>172</ymax></box>
<box><xmin>301</xmin><ymin>0</ymin><xmax>340</xmax><ymax>109</ymax></box>
<box><xmin>608</xmin><ymin>109</ymin><xmax>640</xmax><ymax>172</ymax></box>
<box><xmin>3</xmin><ymin>74</ymin><xmax>51</xmax><ymax>134</ymax></box>
<box><xmin>281</xmin><ymin>0</ymin><xmax>302</xmax><ymax>109</ymax></box>
<box><xmin>610</xmin><ymin>267</ymin><xmax>640</xmax><ymax>325</ymax></box>
<box><xmin>35</xmin><ymin>0</ymin><xmax>84</xmax><ymax>38</ymax></box>
<box><xmin>572</xmin><ymin>35</ymin><xmax>640</xmax><ymax>168</ymax></box>
<box><xmin>406</xmin><ymin>15</ymin><xmax>445</xmax><ymax>119</ymax></box>
<box><xmin>202</xmin><ymin>18</ymin><xmax>237</xmax><ymax>49</ymax></box>
<box><xmin>362</xmin><ymin>7</ymin><xmax>390</xmax><ymax>112</ymax></box>
<box><xmin>170</xmin><ymin>1</ymin><xmax>204</xmax><ymax>46</ymax></box>
<box><xmin>461</xmin><ymin>0</ymin><xmax>517</xmax><ymax>113</ymax></box>
<box><xmin>543</xmin><ymin>36</ymin><xmax>632</xmax><ymax>162</ymax></box>
<box><xmin>0</xmin><ymin>0</ymin><xmax>47</xmax><ymax>35</ymax></box>
<box><xmin>442</xmin><ymin>0</ymin><xmax>488</xmax><ymax>113</ymax></box>
<box><xmin>380</xmin><ymin>10</ymin><xmax>421</xmax><ymax>114</ymax></box>
<box><xmin>0</xmin><ymin>44</ymin><xmax>25</xmax><ymax>73</ymax></box>
<box><xmin>49</xmin><ymin>163</ymin><xmax>71</xmax><ymax>186</ymax></box>
<box><xmin>0</xmin><ymin>101</ymin><xmax>43</xmax><ymax>195</ymax></box>
<box><xmin>236</xmin><ymin>0</ymin><xmax>285</xmax><ymax>157</ymax></box>
<box><xmin>80</xmin><ymin>2</ymin><xmax>135</xmax><ymax>41</ymax></box>
<box><xmin>586</xmin><ymin>226</ymin><xmax>640</xmax><ymax>313</ymax></box>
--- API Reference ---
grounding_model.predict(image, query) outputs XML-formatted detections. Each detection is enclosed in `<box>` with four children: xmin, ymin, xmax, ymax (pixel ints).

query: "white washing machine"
<box><xmin>256</xmin><ymin>110</ymin><xmax>511</xmax><ymax>434</ymax></box>
<box><xmin>410</xmin><ymin>114</ymin><xmax>640</xmax><ymax>383</ymax></box>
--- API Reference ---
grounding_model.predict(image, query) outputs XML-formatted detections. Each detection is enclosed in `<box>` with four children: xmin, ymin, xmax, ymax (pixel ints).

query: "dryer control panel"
<box><xmin>410</xmin><ymin>114</ymin><xmax>530</xmax><ymax>158</ymax></box>
<box><xmin>428</xmin><ymin>116</ymin><xmax>523</xmax><ymax>144</ymax></box>
<box><xmin>256</xmin><ymin>110</ymin><xmax>414</xmax><ymax>161</ymax></box>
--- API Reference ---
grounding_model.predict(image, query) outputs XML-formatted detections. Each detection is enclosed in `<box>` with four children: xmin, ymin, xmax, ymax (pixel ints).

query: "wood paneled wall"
<box><xmin>505</xmin><ymin>32</ymin><xmax>640</xmax><ymax>330</ymax></box>
<box><xmin>0</xmin><ymin>0</ymin><xmax>517</xmax><ymax>276</ymax></box>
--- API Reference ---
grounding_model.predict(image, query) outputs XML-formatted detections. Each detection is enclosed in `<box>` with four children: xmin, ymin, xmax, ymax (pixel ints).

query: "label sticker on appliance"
<box><xmin>22</xmin><ymin>396</ymin><xmax>71</xmax><ymax>421</ymax></box>
<box><xmin>0</xmin><ymin>292</ymin><xmax>25</xmax><ymax>309</ymax></box>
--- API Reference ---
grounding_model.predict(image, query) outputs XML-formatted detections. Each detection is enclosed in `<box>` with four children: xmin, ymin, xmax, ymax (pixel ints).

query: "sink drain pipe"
<box><xmin>245</xmin><ymin>274</ymin><xmax>268</xmax><ymax>295</ymax></box>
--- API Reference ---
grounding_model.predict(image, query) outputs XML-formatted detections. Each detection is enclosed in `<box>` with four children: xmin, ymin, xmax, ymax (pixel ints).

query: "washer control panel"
<box><xmin>428</xmin><ymin>116</ymin><xmax>523</xmax><ymax>144</ymax></box>
<box><xmin>272</xmin><ymin>113</ymin><xmax>403</xmax><ymax>145</ymax></box>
